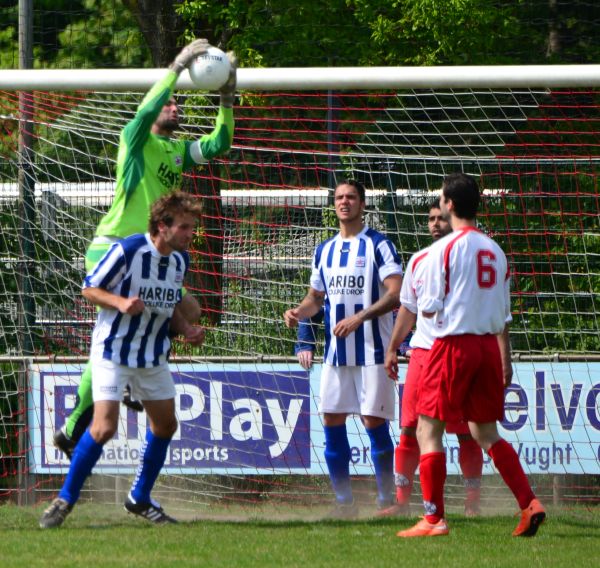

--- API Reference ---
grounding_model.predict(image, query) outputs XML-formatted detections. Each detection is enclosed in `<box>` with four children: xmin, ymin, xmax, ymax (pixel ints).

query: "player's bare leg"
<box><xmin>457</xmin><ymin>433</ymin><xmax>483</xmax><ymax>516</ymax></box>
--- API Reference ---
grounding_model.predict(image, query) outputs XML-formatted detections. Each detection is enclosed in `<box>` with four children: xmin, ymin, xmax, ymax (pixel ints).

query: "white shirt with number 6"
<box><xmin>418</xmin><ymin>226</ymin><xmax>512</xmax><ymax>337</ymax></box>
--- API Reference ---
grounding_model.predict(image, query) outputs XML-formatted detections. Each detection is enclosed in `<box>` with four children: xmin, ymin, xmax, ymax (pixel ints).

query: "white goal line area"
<box><xmin>2</xmin><ymin>65</ymin><xmax>600</xmax><ymax>91</ymax></box>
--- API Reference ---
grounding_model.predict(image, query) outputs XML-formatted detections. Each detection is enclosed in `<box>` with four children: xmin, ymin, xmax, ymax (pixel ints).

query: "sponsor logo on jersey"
<box><xmin>327</xmin><ymin>274</ymin><xmax>365</xmax><ymax>296</ymax></box>
<box><xmin>175</xmin><ymin>155</ymin><xmax>182</xmax><ymax>166</ymax></box>
<box><xmin>138</xmin><ymin>286</ymin><xmax>182</xmax><ymax>308</ymax></box>
<box><xmin>355</xmin><ymin>256</ymin><xmax>366</xmax><ymax>267</ymax></box>
<box><xmin>157</xmin><ymin>162</ymin><xmax>180</xmax><ymax>187</ymax></box>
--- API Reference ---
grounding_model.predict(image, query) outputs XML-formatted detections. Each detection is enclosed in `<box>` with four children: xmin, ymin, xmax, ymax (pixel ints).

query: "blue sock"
<box><xmin>324</xmin><ymin>423</ymin><xmax>353</xmax><ymax>504</ymax></box>
<box><xmin>130</xmin><ymin>429</ymin><xmax>171</xmax><ymax>504</ymax></box>
<box><xmin>58</xmin><ymin>430</ymin><xmax>104</xmax><ymax>505</ymax></box>
<box><xmin>367</xmin><ymin>422</ymin><xmax>395</xmax><ymax>506</ymax></box>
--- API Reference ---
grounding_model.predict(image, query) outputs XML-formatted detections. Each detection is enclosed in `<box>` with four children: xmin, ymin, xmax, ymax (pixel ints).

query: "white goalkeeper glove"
<box><xmin>169</xmin><ymin>38</ymin><xmax>210</xmax><ymax>74</ymax></box>
<box><xmin>219</xmin><ymin>51</ymin><xmax>238</xmax><ymax>108</ymax></box>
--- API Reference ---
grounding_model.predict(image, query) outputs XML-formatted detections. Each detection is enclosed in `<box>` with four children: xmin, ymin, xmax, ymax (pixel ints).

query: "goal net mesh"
<box><xmin>0</xmin><ymin>85</ymin><xmax>598</xmax><ymax>517</ymax></box>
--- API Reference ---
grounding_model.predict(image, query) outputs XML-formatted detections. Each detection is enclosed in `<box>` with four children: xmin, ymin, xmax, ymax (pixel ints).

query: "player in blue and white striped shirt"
<box><xmin>85</xmin><ymin>232</ymin><xmax>187</xmax><ymax>369</ymax></box>
<box><xmin>284</xmin><ymin>180</ymin><xmax>403</xmax><ymax>518</ymax></box>
<box><xmin>40</xmin><ymin>192</ymin><xmax>205</xmax><ymax>528</ymax></box>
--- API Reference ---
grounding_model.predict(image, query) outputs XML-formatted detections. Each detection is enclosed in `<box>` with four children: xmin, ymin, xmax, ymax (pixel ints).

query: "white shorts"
<box><xmin>91</xmin><ymin>358</ymin><xmax>176</xmax><ymax>402</ymax></box>
<box><xmin>319</xmin><ymin>364</ymin><xmax>396</xmax><ymax>420</ymax></box>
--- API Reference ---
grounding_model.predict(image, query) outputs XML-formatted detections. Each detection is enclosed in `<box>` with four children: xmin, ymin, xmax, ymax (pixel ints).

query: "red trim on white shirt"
<box><xmin>442</xmin><ymin>227</ymin><xmax>481</xmax><ymax>294</ymax></box>
<box><xmin>412</xmin><ymin>250</ymin><xmax>429</xmax><ymax>275</ymax></box>
<box><xmin>410</xmin><ymin>250</ymin><xmax>429</xmax><ymax>294</ymax></box>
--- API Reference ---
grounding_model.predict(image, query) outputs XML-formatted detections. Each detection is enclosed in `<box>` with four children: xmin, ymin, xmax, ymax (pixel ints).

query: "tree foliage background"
<box><xmin>1</xmin><ymin>0</ymin><xmax>600</xmax><ymax>68</ymax></box>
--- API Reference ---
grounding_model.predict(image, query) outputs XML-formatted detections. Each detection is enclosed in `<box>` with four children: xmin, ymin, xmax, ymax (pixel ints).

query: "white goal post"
<box><xmin>2</xmin><ymin>65</ymin><xmax>600</xmax><ymax>91</ymax></box>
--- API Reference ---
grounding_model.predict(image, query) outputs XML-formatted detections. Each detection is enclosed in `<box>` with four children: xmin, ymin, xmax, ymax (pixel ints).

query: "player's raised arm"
<box><xmin>169</xmin><ymin>39</ymin><xmax>210</xmax><ymax>74</ymax></box>
<box><xmin>188</xmin><ymin>52</ymin><xmax>236</xmax><ymax>166</ymax></box>
<box><xmin>219</xmin><ymin>52</ymin><xmax>238</xmax><ymax>109</ymax></box>
<box><xmin>125</xmin><ymin>39</ymin><xmax>210</xmax><ymax>149</ymax></box>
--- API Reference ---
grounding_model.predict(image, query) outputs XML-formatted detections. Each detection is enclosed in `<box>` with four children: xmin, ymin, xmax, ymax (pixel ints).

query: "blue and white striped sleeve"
<box><xmin>377</xmin><ymin>238</ymin><xmax>403</xmax><ymax>282</ymax></box>
<box><xmin>83</xmin><ymin>243</ymin><xmax>127</xmax><ymax>291</ymax></box>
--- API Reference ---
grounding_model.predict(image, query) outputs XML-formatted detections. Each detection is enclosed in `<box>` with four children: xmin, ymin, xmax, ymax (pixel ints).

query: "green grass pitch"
<box><xmin>0</xmin><ymin>503</ymin><xmax>598</xmax><ymax>567</ymax></box>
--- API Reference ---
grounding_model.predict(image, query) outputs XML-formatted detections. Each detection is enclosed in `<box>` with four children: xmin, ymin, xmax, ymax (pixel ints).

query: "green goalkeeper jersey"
<box><xmin>95</xmin><ymin>69</ymin><xmax>233</xmax><ymax>239</ymax></box>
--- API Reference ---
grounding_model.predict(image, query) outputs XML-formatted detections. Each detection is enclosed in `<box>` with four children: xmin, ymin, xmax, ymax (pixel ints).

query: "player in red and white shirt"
<box><xmin>397</xmin><ymin>173</ymin><xmax>545</xmax><ymax>538</ymax></box>
<box><xmin>284</xmin><ymin>180</ymin><xmax>403</xmax><ymax>518</ymax></box>
<box><xmin>382</xmin><ymin>199</ymin><xmax>483</xmax><ymax>517</ymax></box>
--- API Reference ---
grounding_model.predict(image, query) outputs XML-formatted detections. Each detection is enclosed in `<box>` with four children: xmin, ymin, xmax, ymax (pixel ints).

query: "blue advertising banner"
<box><xmin>29</xmin><ymin>361</ymin><xmax>600</xmax><ymax>474</ymax></box>
<box><xmin>497</xmin><ymin>363</ymin><xmax>600</xmax><ymax>474</ymax></box>
<box><xmin>30</xmin><ymin>364</ymin><xmax>312</xmax><ymax>474</ymax></box>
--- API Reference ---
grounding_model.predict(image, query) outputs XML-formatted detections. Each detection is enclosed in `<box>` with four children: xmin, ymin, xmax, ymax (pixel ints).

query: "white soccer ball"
<box><xmin>188</xmin><ymin>46</ymin><xmax>231</xmax><ymax>90</ymax></box>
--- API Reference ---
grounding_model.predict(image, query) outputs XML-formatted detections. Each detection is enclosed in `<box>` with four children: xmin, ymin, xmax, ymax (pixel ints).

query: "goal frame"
<box><xmin>2</xmin><ymin>64</ymin><xmax>600</xmax><ymax>91</ymax></box>
<box><xmin>2</xmin><ymin>64</ymin><xmax>600</xmax><ymax>511</ymax></box>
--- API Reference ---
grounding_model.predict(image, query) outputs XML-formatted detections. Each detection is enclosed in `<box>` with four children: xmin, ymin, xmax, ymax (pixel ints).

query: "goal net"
<box><xmin>1</xmin><ymin>70</ymin><xmax>599</xmax><ymax>517</ymax></box>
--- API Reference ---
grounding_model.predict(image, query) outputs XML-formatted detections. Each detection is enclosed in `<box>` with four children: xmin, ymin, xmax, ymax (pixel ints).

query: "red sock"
<box><xmin>459</xmin><ymin>438</ymin><xmax>483</xmax><ymax>509</ymax></box>
<box><xmin>488</xmin><ymin>439</ymin><xmax>536</xmax><ymax>510</ymax></box>
<box><xmin>395</xmin><ymin>435</ymin><xmax>420</xmax><ymax>505</ymax></box>
<box><xmin>419</xmin><ymin>452</ymin><xmax>446</xmax><ymax>523</ymax></box>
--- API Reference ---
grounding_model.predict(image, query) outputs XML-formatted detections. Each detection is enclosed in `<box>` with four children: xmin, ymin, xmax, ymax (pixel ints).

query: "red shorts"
<box><xmin>417</xmin><ymin>334</ymin><xmax>504</xmax><ymax>424</ymax></box>
<box><xmin>400</xmin><ymin>348</ymin><xmax>429</xmax><ymax>429</ymax></box>
<box><xmin>445</xmin><ymin>420</ymin><xmax>470</xmax><ymax>435</ymax></box>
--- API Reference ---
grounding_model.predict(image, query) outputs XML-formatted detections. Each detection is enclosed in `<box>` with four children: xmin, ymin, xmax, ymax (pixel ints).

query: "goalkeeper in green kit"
<box><xmin>53</xmin><ymin>39</ymin><xmax>237</xmax><ymax>458</ymax></box>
